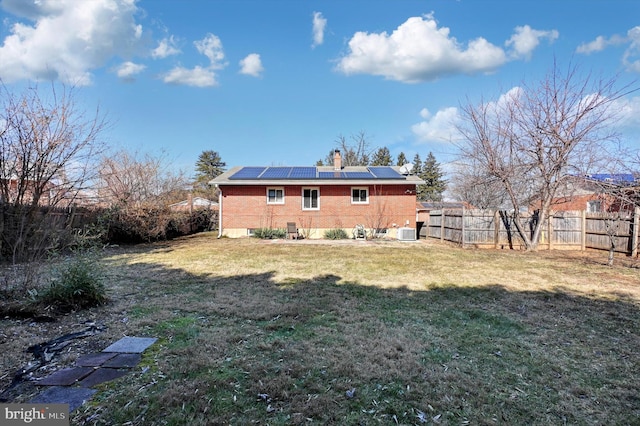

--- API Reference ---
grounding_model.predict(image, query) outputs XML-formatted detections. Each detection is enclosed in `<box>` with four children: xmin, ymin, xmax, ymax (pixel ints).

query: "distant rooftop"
<box><xmin>584</xmin><ymin>174</ymin><xmax>638</xmax><ymax>185</ymax></box>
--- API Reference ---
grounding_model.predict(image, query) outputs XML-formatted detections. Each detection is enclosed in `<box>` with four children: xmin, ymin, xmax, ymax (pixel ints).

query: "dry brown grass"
<box><xmin>1</xmin><ymin>234</ymin><xmax>639</xmax><ymax>425</ymax></box>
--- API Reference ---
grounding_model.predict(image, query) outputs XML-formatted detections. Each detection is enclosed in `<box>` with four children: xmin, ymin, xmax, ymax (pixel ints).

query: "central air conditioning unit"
<box><xmin>397</xmin><ymin>227</ymin><xmax>416</xmax><ymax>241</ymax></box>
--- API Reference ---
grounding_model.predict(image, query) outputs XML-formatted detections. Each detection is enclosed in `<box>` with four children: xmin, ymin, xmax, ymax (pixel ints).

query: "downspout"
<box><xmin>216</xmin><ymin>185</ymin><xmax>223</xmax><ymax>238</ymax></box>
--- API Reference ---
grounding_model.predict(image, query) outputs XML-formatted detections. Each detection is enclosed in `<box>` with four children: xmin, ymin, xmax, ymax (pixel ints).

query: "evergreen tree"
<box><xmin>412</xmin><ymin>153</ymin><xmax>422</xmax><ymax>177</ymax></box>
<box><xmin>418</xmin><ymin>152</ymin><xmax>447</xmax><ymax>201</ymax></box>
<box><xmin>396</xmin><ymin>152</ymin><xmax>408</xmax><ymax>167</ymax></box>
<box><xmin>193</xmin><ymin>150</ymin><xmax>226</xmax><ymax>196</ymax></box>
<box><xmin>371</xmin><ymin>147</ymin><xmax>393</xmax><ymax>166</ymax></box>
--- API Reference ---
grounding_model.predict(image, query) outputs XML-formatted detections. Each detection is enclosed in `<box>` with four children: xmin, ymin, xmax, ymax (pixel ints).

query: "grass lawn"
<box><xmin>2</xmin><ymin>234</ymin><xmax>639</xmax><ymax>425</ymax></box>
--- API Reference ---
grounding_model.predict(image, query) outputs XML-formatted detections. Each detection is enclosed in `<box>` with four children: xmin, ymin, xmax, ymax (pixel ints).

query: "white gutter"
<box><xmin>216</xmin><ymin>185</ymin><xmax>223</xmax><ymax>238</ymax></box>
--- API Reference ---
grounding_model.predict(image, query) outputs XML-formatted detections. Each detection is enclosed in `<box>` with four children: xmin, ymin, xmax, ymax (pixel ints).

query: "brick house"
<box><xmin>550</xmin><ymin>174</ymin><xmax>639</xmax><ymax>213</ymax></box>
<box><xmin>210</xmin><ymin>151</ymin><xmax>424</xmax><ymax>239</ymax></box>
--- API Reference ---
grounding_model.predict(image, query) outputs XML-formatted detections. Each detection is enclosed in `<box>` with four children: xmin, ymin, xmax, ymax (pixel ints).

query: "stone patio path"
<box><xmin>30</xmin><ymin>336</ymin><xmax>157</xmax><ymax>412</ymax></box>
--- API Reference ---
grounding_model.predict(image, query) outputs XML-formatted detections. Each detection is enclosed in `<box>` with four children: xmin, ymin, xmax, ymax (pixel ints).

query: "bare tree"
<box><xmin>582</xmin><ymin>175</ymin><xmax>639</xmax><ymax>265</ymax></box>
<box><xmin>449</xmin><ymin>161</ymin><xmax>508</xmax><ymax>209</ymax></box>
<box><xmin>96</xmin><ymin>150</ymin><xmax>188</xmax><ymax>208</ymax></box>
<box><xmin>0</xmin><ymin>83</ymin><xmax>107</xmax><ymax>262</ymax></box>
<box><xmin>364</xmin><ymin>185</ymin><xmax>391</xmax><ymax>239</ymax></box>
<box><xmin>319</xmin><ymin>131</ymin><xmax>373</xmax><ymax>166</ymax></box>
<box><xmin>456</xmin><ymin>61</ymin><xmax>636</xmax><ymax>250</ymax></box>
<box><xmin>96</xmin><ymin>150</ymin><xmax>194</xmax><ymax>242</ymax></box>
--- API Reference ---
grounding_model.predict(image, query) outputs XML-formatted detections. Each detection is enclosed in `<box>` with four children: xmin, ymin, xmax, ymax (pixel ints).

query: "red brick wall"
<box><xmin>552</xmin><ymin>194</ymin><xmax>597</xmax><ymax>211</ymax></box>
<box><xmin>219</xmin><ymin>184</ymin><xmax>417</xmax><ymax>236</ymax></box>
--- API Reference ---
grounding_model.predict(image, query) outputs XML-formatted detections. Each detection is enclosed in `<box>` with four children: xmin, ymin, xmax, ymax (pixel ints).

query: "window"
<box><xmin>351</xmin><ymin>187</ymin><xmax>369</xmax><ymax>204</ymax></box>
<box><xmin>587</xmin><ymin>200</ymin><xmax>602</xmax><ymax>213</ymax></box>
<box><xmin>267</xmin><ymin>187</ymin><xmax>284</xmax><ymax>204</ymax></box>
<box><xmin>302</xmin><ymin>188</ymin><xmax>319</xmax><ymax>210</ymax></box>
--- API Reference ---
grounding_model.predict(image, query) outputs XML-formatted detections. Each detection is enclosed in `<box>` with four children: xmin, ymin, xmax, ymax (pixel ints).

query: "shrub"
<box><xmin>324</xmin><ymin>228</ymin><xmax>348</xmax><ymax>240</ymax></box>
<box><xmin>103</xmin><ymin>205</ymin><xmax>218</xmax><ymax>244</ymax></box>
<box><xmin>40</xmin><ymin>253</ymin><xmax>107</xmax><ymax>311</ymax></box>
<box><xmin>253</xmin><ymin>228</ymin><xmax>287</xmax><ymax>239</ymax></box>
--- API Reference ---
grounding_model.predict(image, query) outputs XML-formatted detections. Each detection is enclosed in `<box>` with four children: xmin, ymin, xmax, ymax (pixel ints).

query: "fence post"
<box><xmin>547</xmin><ymin>211</ymin><xmax>553</xmax><ymax>251</ymax></box>
<box><xmin>632</xmin><ymin>207</ymin><xmax>639</xmax><ymax>257</ymax></box>
<box><xmin>581</xmin><ymin>210</ymin><xmax>587</xmax><ymax>251</ymax></box>
<box><xmin>493</xmin><ymin>210</ymin><xmax>500</xmax><ymax>249</ymax></box>
<box><xmin>461</xmin><ymin>206</ymin><xmax>466</xmax><ymax>248</ymax></box>
<box><xmin>0</xmin><ymin>203</ymin><xmax>3</xmax><ymax>258</ymax></box>
<box><xmin>440</xmin><ymin>210</ymin><xmax>445</xmax><ymax>242</ymax></box>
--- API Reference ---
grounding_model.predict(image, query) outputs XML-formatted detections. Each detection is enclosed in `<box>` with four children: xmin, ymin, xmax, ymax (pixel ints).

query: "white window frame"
<box><xmin>267</xmin><ymin>187</ymin><xmax>284</xmax><ymax>205</ymax></box>
<box><xmin>351</xmin><ymin>187</ymin><xmax>369</xmax><ymax>204</ymax></box>
<box><xmin>302</xmin><ymin>187</ymin><xmax>320</xmax><ymax>210</ymax></box>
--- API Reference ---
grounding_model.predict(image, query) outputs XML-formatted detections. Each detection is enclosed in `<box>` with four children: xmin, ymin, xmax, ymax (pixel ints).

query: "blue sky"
<box><xmin>0</xmin><ymin>0</ymin><xmax>639</xmax><ymax>177</ymax></box>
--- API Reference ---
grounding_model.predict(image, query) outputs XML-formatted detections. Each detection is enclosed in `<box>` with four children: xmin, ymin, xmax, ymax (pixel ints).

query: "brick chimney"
<box><xmin>333</xmin><ymin>149</ymin><xmax>342</xmax><ymax>171</ymax></box>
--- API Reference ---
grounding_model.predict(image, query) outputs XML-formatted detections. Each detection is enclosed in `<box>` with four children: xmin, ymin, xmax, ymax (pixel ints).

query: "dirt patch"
<box><xmin>0</xmin><ymin>298</ymin><xmax>132</xmax><ymax>403</ymax></box>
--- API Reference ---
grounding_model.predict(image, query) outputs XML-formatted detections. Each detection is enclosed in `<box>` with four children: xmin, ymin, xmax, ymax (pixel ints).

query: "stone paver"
<box><xmin>31</xmin><ymin>386</ymin><xmax>97</xmax><ymax>413</ymax></box>
<box><xmin>75</xmin><ymin>352</ymin><xmax>117</xmax><ymax>367</ymax></box>
<box><xmin>102</xmin><ymin>353</ymin><xmax>141</xmax><ymax>368</ymax></box>
<box><xmin>78</xmin><ymin>368</ymin><xmax>129</xmax><ymax>388</ymax></box>
<box><xmin>103</xmin><ymin>337</ymin><xmax>157</xmax><ymax>353</ymax></box>
<box><xmin>37</xmin><ymin>367</ymin><xmax>94</xmax><ymax>386</ymax></box>
<box><xmin>27</xmin><ymin>336</ymin><xmax>156</xmax><ymax>414</ymax></box>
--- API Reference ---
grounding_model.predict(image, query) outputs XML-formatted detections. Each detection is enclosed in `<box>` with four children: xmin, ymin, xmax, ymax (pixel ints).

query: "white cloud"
<box><xmin>194</xmin><ymin>33</ymin><xmax>226</xmax><ymax>69</ymax></box>
<box><xmin>336</xmin><ymin>15</ymin><xmax>507</xmax><ymax>83</ymax></box>
<box><xmin>152</xmin><ymin>36</ymin><xmax>181</xmax><ymax>59</ymax></box>
<box><xmin>412</xmin><ymin>87</ymin><xmax>525</xmax><ymax>144</ymax></box>
<box><xmin>0</xmin><ymin>0</ymin><xmax>65</xmax><ymax>20</ymax></box>
<box><xmin>162</xmin><ymin>65</ymin><xmax>217</xmax><ymax>87</ymax></box>
<box><xmin>411</xmin><ymin>107</ymin><xmax>462</xmax><ymax>143</ymax></box>
<box><xmin>115</xmin><ymin>61</ymin><xmax>146</xmax><ymax>80</ymax></box>
<box><xmin>505</xmin><ymin>25</ymin><xmax>558</xmax><ymax>60</ymax></box>
<box><xmin>312</xmin><ymin>11</ymin><xmax>327</xmax><ymax>48</ymax></box>
<box><xmin>0</xmin><ymin>0</ymin><xmax>144</xmax><ymax>85</ymax></box>
<box><xmin>623</xmin><ymin>26</ymin><xmax>640</xmax><ymax>72</ymax></box>
<box><xmin>577</xmin><ymin>34</ymin><xmax>627</xmax><ymax>54</ymax></box>
<box><xmin>239</xmin><ymin>53</ymin><xmax>264</xmax><ymax>77</ymax></box>
<box><xmin>162</xmin><ymin>34</ymin><xmax>227</xmax><ymax>87</ymax></box>
<box><xmin>577</xmin><ymin>26</ymin><xmax>640</xmax><ymax>73</ymax></box>
<box><xmin>577</xmin><ymin>36</ymin><xmax>609</xmax><ymax>54</ymax></box>
<box><xmin>615</xmin><ymin>95</ymin><xmax>640</xmax><ymax>128</ymax></box>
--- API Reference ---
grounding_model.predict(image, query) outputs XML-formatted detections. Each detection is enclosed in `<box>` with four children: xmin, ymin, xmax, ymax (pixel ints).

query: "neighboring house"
<box><xmin>169</xmin><ymin>195</ymin><xmax>218</xmax><ymax>212</ymax></box>
<box><xmin>209</xmin><ymin>150</ymin><xmax>424</xmax><ymax>239</ymax></box>
<box><xmin>551</xmin><ymin>174</ymin><xmax>639</xmax><ymax>213</ymax></box>
<box><xmin>1</xmin><ymin>176</ymin><xmax>54</xmax><ymax>206</ymax></box>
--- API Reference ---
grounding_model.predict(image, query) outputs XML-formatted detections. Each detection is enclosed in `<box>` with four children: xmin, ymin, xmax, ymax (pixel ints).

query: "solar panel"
<box><xmin>289</xmin><ymin>167</ymin><xmax>317</xmax><ymax>179</ymax></box>
<box><xmin>261</xmin><ymin>167</ymin><xmax>293</xmax><ymax>179</ymax></box>
<box><xmin>229</xmin><ymin>167</ymin><xmax>266</xmax><ymax>179</ymax></box>
<box><xmin>368</xmin><ymin>166</ymin><xmax>403</xmax><ymax>179</ymax></box>
<box><xmin>344</xmin><ymin>171</ymin><xmax>373</xmax><ymax>179</ymax></box>
<box><xmin>230</xmin><ymin>166</ymin><xmax>406</xmax><ymax>181</ymax></box>
<box><xmin>319</xmin><ymin>171</ymin><xmax>345</xmax><ymax>179</ymax></box>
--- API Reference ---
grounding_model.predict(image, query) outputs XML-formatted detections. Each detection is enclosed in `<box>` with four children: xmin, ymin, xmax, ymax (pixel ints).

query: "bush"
<box><xmin>40</xmin><ymin>253</ymin><xmax>107</xmax><ymax>311</ymax></box>
<box><xmin>253</xmin><ymin>228</ymin><xmax>287</xmax><ymax>239</ymax></box>
<box><xmin>324</xmin><ymin>228</ymin><xmax>348</xmax><ymax>240</ymax></box>
<box><xmin>102</xmin><ymin>205</ymin><xmax>217</xmax><ymax>244</ymax></box>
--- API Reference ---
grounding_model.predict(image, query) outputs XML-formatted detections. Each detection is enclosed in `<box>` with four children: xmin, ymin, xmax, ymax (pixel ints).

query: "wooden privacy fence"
<box><xmin>426</xmin><ymin>208</ymin><xmax>640</xmax><ymax>256</ymax></box>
